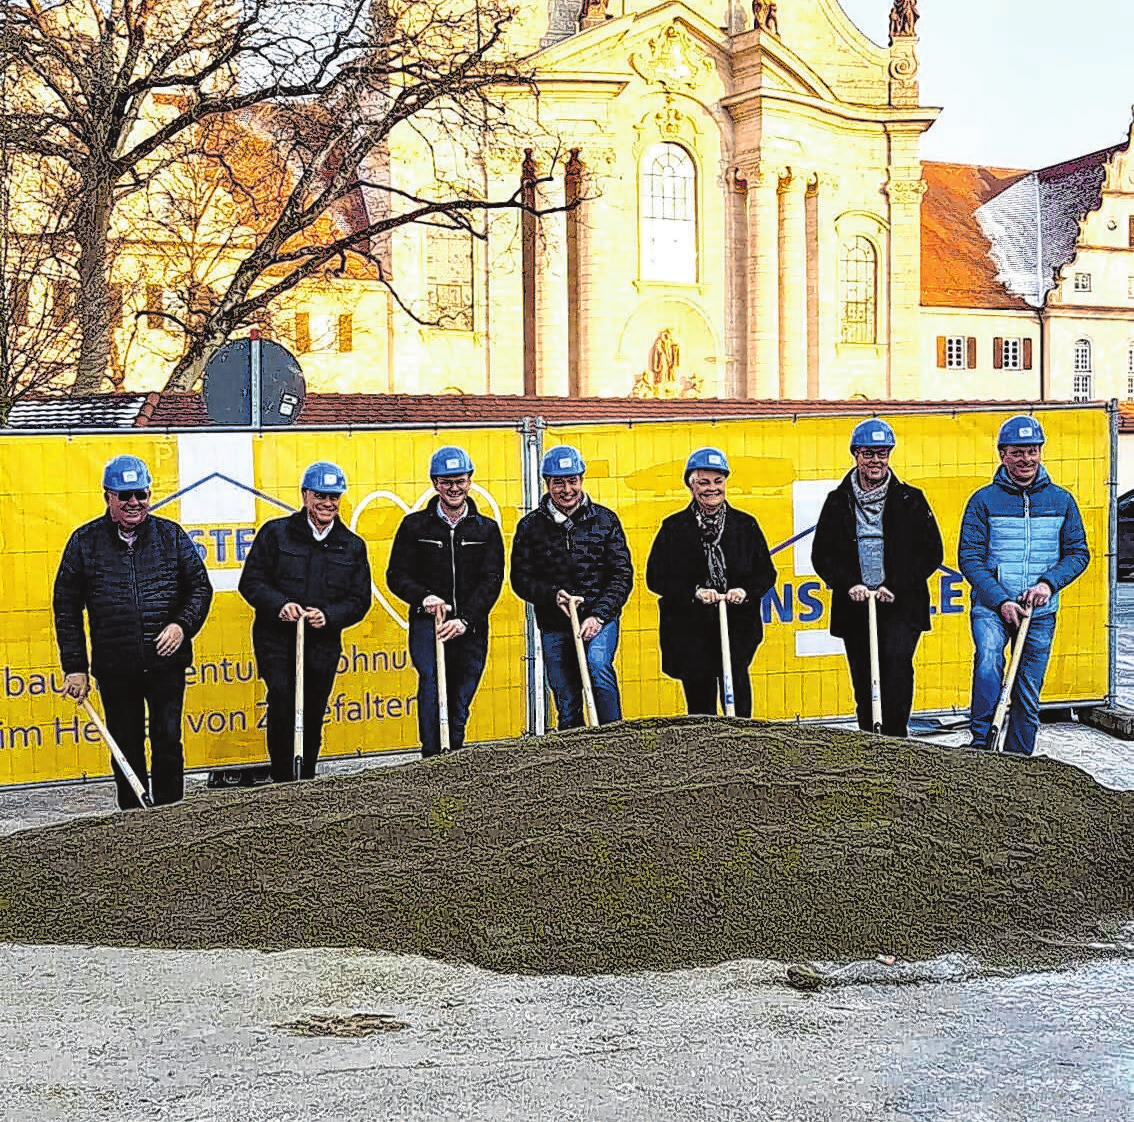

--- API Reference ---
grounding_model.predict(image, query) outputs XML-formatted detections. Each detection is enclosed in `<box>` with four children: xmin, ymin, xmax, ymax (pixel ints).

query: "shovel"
<box><xmin>867</xmin><ymin>590</ymin><xmax>883</xmax><ymax>735</ymax></box>
<box><xmin>567</xmin><ymin>596</ymin><xmax>600</xmax><ymax>728</ymax></box>
<box><xmin>990</xmin><ymin>604</ymin><xmax>1034</xmax><ymax>754</ymax></box>
<box><xmin>81</xmin><ymin>696</ymin><xmax>152</xmax><ymax>808</ymax></box>
<box><xmin>293</xmin><ymin>614</ymin><xmax>305</xmax><ymax>781</ymax></box>
<box><xmin>718</xmin><ymin>598</ymin><xmax>736</xmax><ymax>717</ymax></box>
<box><xmin>435</xmin><ymin>610</ymin><xmax>451</xmax><ymax>753</ymax></box>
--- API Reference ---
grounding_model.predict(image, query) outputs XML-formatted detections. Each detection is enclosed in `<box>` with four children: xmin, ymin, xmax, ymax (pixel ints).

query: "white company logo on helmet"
<box><xmin>870</xmin><ymin>430</ymin><xmax>886</xmax><ymax>442</ymax></box>
<box><xmin>1018</xmin><ymin>426</ymin><xmax>1033</xmax><ymax>438</ymax></box>
<box><xmin>707</xmin><ymin>453</ymin><xmax>724</xmax><ymax>465</ymax></box>
<box><xmin>323</xmin><ymin>472</ymin><xmax>339</xmax><ymax>486</ymax></box>
<box><xmin>445</xmin><ymin>457</ymin><xmax>461</xmax><ymax>470</ymax></box>
<box><xmin>558</xmin><ymin>456</ymin><xmax>573</xmax><ymax>469</ymax></box>
<box><xmin>121</xmin><ymin>470</ymin><xmax>138</xmax><ymax>483</ymax></box>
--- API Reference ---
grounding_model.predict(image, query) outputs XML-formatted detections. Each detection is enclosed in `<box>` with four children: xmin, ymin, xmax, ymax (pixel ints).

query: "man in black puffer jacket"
<box><xmin>387</xmin><ymin>446</ymin><xmax>504</xmax><ymax>758</ymax></box>
<box><xmin>511</xmin><ymin>445</ymin><xmax>633</xmax><ymax>729</ymax></box>
<box><xmin>238</xmin><ymin>461</ymin><xmax>372</xmax><ymax>782</ymax></box>
<box><xmin>53</xmin><ymin>455</ymin><xmax>213</xmax><ymax>809</ymax></box>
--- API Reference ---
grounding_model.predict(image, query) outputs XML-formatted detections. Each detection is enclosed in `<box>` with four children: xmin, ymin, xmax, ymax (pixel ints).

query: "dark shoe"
<box><xmin>967</xmin><ymin>740</ymin><xmax>991</xmax><ymax>751</ymax></box>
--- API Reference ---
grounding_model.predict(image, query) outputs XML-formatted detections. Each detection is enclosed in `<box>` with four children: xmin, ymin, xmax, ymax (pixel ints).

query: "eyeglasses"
<box><xmin>310</xmin><ymin>491</ymin><xmax>341</xmax><ymax>502</ymax></box>
<box><xmin>854</xmin><ymin>449</ymin><xmax>891</xmax><ymax>461</ymax></box>
<box><xmin>114</xmin><ymin>489</ymin><xmax>150</xmax><ymax>502</ymax></box>
<box><xmin>435</xmin><ymin>477</ymin><xmax>470</xmax><ymax>489</ymax></box>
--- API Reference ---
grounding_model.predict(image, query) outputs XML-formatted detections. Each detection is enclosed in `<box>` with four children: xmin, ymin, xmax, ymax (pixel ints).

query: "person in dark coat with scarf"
<box><xmin>645</xmin><ymin>448</ymin><xmax>777</xmax><ymax>717</ymax></box>
<box><xmin>811</xmin><ymin>419</ymin><xmax>944</xmax><ymax>738</ymax></box>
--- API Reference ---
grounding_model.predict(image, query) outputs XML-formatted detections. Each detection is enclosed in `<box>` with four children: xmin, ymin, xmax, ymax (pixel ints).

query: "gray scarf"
<box><xmin>850</xmin><ymin>471</ymin><xmax>890</xmax><ymax>588</ymax></box>
<box><xmin>693</xmin><ymin>502</ymin><xmax>728</xmax><ymax>592</ymax></box>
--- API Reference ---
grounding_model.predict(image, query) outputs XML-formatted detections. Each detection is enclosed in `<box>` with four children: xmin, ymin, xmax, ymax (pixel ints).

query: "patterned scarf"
<box><xmin>693</xmin><ymin>502</ymin><xmax>728</xmax><ymax>592</ymax></box>
<box><xmin>850</xmin><ymin>470</ymin><xmax>890</xmax><ymax>587</ymax></box>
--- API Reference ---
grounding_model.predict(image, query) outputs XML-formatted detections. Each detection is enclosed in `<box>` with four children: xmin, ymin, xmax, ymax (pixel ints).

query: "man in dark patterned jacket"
<box><xmin>53</xmin><ymin>455</ymin><xmax>213</xmax><ymax>809</ymax></box>
<box><xmin>511</xmin><ymin>445</ymin><xmax>633</xmax><ymax>729</ymax></box>
<box><xmin>387</xmin><ymin>446</ymin><xmax>505</xmax><ymax>758</ymax></box>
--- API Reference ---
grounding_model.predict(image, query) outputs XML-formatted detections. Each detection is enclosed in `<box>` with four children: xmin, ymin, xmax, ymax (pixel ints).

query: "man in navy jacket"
<box><xmin>239</xmin><ymin>462</ymin><xmax>371</xmax><ymax>781</ymax></box>
<box><xmin>386</xmin><ymin>447</ymin><xmax>504</xmax><ymax>757</ymax></box>
<box><xmin>958</xmin><ymin>416</ymin><xmax>1089</xmax><ymax>754</ymax></box>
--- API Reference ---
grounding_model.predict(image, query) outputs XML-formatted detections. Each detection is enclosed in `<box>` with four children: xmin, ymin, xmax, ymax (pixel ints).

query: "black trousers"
<box><xmin>841</xmin><ymin>614</ymin><xmax>923</xmax><ymax>737</ymax></box>
<box><xmin>260</xmin><ymin>658</ymin><xmax>338</xmax><ymax>782</ymax></box>
<box><xmin>681</xmin><ymin>663</ymin><xmax>753</xmax><ymax>718</ymax></box>
<box><xmin>96</xmin><ymin>667</ymin><xmax>187</xmax><ymax>810</ymax></box>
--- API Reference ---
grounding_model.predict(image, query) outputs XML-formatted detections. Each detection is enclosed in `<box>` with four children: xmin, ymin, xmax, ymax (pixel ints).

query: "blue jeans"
<box><xmin>969</xmin><ymin>610</ymin><xmax>1057</xmax><ymax>755</ymax></box>
<box><xmin>542</xmin><ymin>620</ymin><xmax>622</xmax><ymax>729</ymax></box>
<box><xmin>409</xmin><ymin>616</ymin><xmax>489</xmax><ymax>757</ymax></box>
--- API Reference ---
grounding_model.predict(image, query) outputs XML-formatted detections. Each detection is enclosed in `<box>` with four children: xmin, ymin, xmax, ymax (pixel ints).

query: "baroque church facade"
<box><xmin>104</xmin><ymin>0</ymin><xmax>1134</xmax><ymax>407</ymax></box>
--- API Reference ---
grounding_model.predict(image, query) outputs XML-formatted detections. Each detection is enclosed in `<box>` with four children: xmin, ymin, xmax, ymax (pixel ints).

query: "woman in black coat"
<box><xmin>810</xmin><ymin>419</ymin><xmax>944</xmax><ymax>738</ymax></box>
<box><xmin>646</xmin><ymin>448</ymin><xmax>777</xmax><ymax>717</ymax></box>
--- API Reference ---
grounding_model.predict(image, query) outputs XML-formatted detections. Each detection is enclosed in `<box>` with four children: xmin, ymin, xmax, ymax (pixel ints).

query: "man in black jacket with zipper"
<box><xmin>238</xmin><ymin>461</ymin><xmax>371</xmax><ymax>781</ymax></box>
<box><xmin>511</xmin><ymin>444</ymin><xmax>633</xmax><ymax>729</ymax></box>
<box><xmin>53</xmin><ymin>454</ymin><xmax>213</xmax><ymax>809</ymax></box>
<box><xmin>387</xmin><ymin>447</ymin><xmax>505</xmax><ymax>757</ymax></box>
<box><xmin>811</xmin><ymin>420</ymin><xmax>944</xmax><ymax>737</ymax></box>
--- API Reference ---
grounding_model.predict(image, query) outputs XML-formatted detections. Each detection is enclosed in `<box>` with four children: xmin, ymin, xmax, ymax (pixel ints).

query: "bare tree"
<box><xmin>0</xmin><ymin>131</ymin><xmax>80</xmax><ymax>422</ymax></box>
<box><xmin>2</xmin><ymin>0</ymin><xmax>570</xmax><ymax>395</ymax></box>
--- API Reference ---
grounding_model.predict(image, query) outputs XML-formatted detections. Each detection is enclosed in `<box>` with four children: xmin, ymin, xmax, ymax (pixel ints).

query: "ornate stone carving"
<box><xmin>630</xmin><ymin>22</ymin><xmax>713</xmax><ymax>92</ymax></box>
<box><xmin>888</xmin><ymin>36</ymin><xmax>919</xmax><ymax>107</ymax></box>
<box><xmin>752</xmin><ymin>0</ymin><xmax>779</xmax><ymax>34</ymax></box>
<box><xmin>889</xmin><ymin>0</ymin><xmax>919</xmax><ymax>42</ymax></box>
<box><xmin>630</xmin><ymin>329</ymin><xmax>703</xmax><ymax>398</ymax></box>
<box><xmin>884</xmin><ymin>177</ymin><xmax>927</xmax><ymax>205</ymax></box>
<box><xmin>631</xmin><ymin>96</ymin><xmax>701</xmax><ymax>156</ymax></box>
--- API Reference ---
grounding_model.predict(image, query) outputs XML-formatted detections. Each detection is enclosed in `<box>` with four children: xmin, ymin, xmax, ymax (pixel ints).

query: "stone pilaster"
<box><xmin>883</xmin><ymin>172</ymin><xmax>927</xmax><ymax>398</ymax></box>
<box><xmin>778</xmin><ymin>169</ymin><xmax>809</xmax><ymax>399</ymax></box>
<box><xmin>536</xmin><ymin>168</ymin><xmax>569</xmax><ymax>397</ymax></box>
<box><xmin>746</xmin><ymin>162</ymin><xmax>782</xmax><ymax>399</ymax></box>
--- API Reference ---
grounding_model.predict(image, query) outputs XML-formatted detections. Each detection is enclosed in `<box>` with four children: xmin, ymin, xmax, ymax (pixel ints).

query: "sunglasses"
<box><xmin>115</xmin><ymin>489</ymin><xmax>151</xmax><ymax>502</ymax></box>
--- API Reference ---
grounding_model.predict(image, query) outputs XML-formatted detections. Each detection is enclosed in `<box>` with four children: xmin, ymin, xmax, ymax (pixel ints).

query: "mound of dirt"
<box><xmin>0</xmin><ymin>718</ymin><xmax>1131</xmax><ymax>975</ymax></box>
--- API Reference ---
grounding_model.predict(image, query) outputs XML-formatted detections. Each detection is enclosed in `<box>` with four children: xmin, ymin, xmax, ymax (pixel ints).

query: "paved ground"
<box><xmin>1</xmin><ymin>596</ymin><xmax>1132</xmax><ymax>1120</ymax></box>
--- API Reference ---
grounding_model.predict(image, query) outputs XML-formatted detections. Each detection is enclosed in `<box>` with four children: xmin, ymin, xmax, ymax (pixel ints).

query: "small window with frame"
<box><xmin>1073</xmin><ymin>272</ymin><xmax>1092</xmax><ymax>292</ymax></box>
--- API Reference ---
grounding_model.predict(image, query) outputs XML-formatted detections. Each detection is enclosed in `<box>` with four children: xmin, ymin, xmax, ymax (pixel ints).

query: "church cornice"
<box><xmin>721</xmin><ymin>87</ymin><xmax>938</xmax><ymax>129</ymax></box>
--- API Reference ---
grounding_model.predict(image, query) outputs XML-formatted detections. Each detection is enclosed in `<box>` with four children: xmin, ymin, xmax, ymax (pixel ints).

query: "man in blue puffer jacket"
<box><xmin>958</xmin><ymin>416</ymin><xmax>1089</xmax><ymax>754</ymax></box>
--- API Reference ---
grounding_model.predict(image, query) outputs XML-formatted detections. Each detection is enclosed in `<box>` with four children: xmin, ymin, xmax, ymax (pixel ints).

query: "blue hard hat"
<box><xmin>301</xmin><ymin>461</ymin><xmax>348</xmax><ymax>493</ymax></box>
<box><xmin>429</xmin><ymin>446</ymin><xmax>474</xmax><ymax>477</ymax></box>
<box><xmin>541</xmin><ymin>445</ymin><xmax>586</xmax><ymax>477</ymax></box>
<box><xmin>684</xmin><ymin>447</ymin><xmax>730</xmax><ymax>482</ymax></box>
<box><xmin>850</xmin><ymin>419</ymin><xmax>896</xmax><ymax>450</ymax></box>
<box><xmin>997</xmin><ymin>415</ymin><xmax>1045</xmax><ymax>447</ymax></box>
<box><xmin>103</xmin><ymin>454</ymin><xmax>152</xmax><ymax>491</ymax></box>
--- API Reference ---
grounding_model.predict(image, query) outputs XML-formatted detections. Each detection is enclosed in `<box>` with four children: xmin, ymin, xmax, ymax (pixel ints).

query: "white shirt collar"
<box><xmin>307</xmin><ymin>517</ymin><xmax>333</xmax><ymax>542</ymax></box>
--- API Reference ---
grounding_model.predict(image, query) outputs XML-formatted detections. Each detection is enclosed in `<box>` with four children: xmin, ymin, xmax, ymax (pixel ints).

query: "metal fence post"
<box><xmin>520</xmin><ymin>417</ymin><xmax>547</xmax><ymax>735</ymax></box>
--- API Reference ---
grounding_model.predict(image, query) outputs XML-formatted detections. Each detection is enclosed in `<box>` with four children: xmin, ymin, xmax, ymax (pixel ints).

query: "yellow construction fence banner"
<box><xmin>0</xmin><ymin>406</ymin><xmax>1111</xmax><ymax>786</ymax></box>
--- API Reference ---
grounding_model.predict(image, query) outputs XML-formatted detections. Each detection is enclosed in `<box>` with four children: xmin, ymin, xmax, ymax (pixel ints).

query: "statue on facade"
<box><xmin>889</xmin><ymin>0</ymin><xmax>919</xmax><ymax>40</ymax></box>
<box><xmin>649</xmin><ymin>328</ymin><xmax>680</xmax><ymax>388</ymax></box>
<box><xmin>753</xmin><ymin>0</ymin><xmax>778</xmax><ymax>34</ymax></box>
<box><xmin>579</xmin><ymin>0</ymin><xmax>610</xmax><ymax>31</ymax></box>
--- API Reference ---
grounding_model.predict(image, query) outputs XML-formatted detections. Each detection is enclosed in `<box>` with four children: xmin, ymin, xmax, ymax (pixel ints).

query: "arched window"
<box><xmin>839</xmin><ymin>237</ymin><xmax>877</xmax><ymax>343</ymax></box>
<box><xmin>640</xmin><ymin>143</ymin><xmax>697</xmax><ymax>283</ymax></box>
<box><xmin>1073</xmin><ymin>338</ymin><xmax>1092</xmax><ymax>372</ymax></box>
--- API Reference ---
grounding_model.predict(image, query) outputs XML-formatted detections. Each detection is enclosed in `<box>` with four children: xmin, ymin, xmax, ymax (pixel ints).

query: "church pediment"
<box><xmin>534</xmin><ymin>2</ymin><xmax>730</xmax><ymax>84</ymax></box>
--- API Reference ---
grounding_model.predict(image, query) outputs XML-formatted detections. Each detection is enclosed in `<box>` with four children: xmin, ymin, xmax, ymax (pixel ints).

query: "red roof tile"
<box><xmin>133</xmin><ymin>391</ymin><xmax>1086</xmax><ymax>429</ymax></box>
<box><xmin>921</xmin><ymin>162</ymin><xmax>1032</xmax><ymax>310</ymax></box>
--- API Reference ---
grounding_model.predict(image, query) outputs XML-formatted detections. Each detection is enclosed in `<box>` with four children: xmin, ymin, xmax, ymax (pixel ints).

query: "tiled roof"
<box><xmin>920</xmin><ymin>162</ymin><xmax>1031</xmax><ymax>309</ymax></box>
<box><xmin>6</xmin><ymin>393</ymin><xmax>156</xmax><ymax>429</ymax></box>
<box><xmin>133</xmin><ymin>391</ymin><xmax>1075</xmax><ymax>429</ymax></box>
